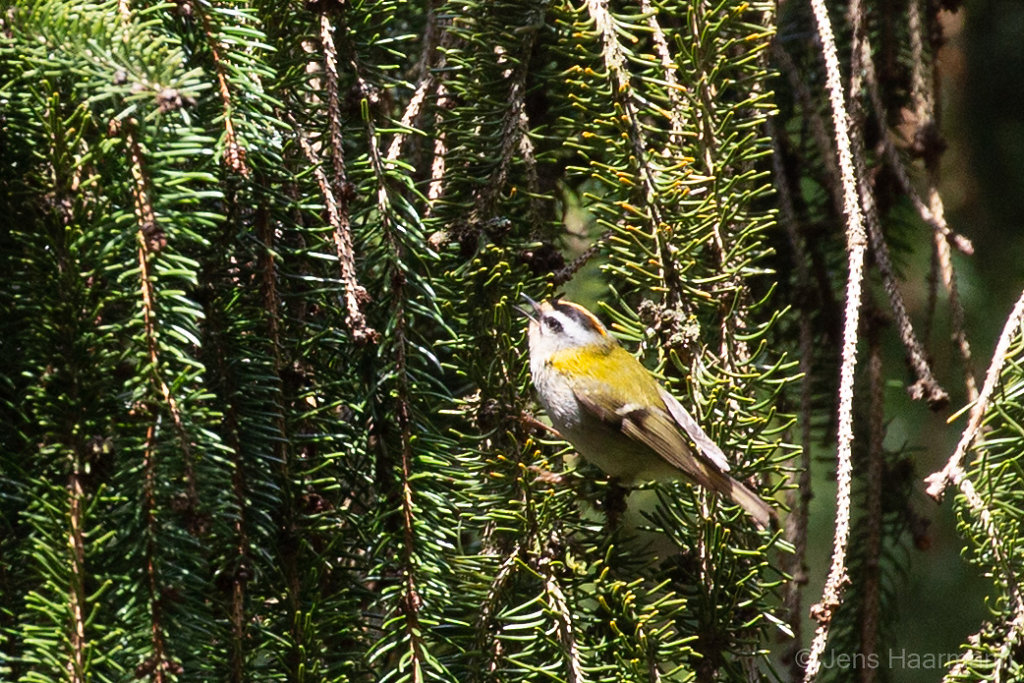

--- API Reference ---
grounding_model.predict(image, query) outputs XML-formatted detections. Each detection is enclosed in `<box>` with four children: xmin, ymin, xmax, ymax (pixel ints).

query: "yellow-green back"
<box><xmin>548</xmin><ymin>341</ymin><xmax>664</xmax><ymax>409</ymax></box>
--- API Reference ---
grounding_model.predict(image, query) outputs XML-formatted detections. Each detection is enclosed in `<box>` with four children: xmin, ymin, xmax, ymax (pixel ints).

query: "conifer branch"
<box><xmin>773</xmin><ymin>41</ymin><xmax>843</xmax><ymax>218</ymax></box>
<box><xmin>640</xmin><ymin>0</ymin><xmax>685</xmax><ymax>153</ymax></box>
<box><xmin>140</xmin><ymin>422</ymin><xmax>169</xmax><ymax>683</ymax></box>
<box><xmin>385</xmin><ymin>1</ymin><xmax>441</xmax><ymax>165</ymax></box>
<box><xmin>253</xmin><ymin>203</ymin><xmax>305</xmax><ymax>673</ymax></box>
<box><xmin>67</xmin><ymin>462</ymin><xmax>87</xmax><ymax>683</ymax></box>
<box><xmin>209</xmin><ymin>340</ymin><xmax>250</xmax><ymax>681</ymax></box>
<box><xmin>542</xmin><ymin>563</ymin><xmax>583</xmax><ymax>683</ymax></box>
<box><xmin>467</xmin><ymin>19</ymin><xmax>540</xmax><ymax>227</ymax></box>
<box><xmin>124</xmin><ymin>121</ymin><xmax>184</xmax><ymax>682</ymax></box>
<box><xmin>124</xmin><ymin>123</ymin><xmax>199</xmax><ymax>519</ymax></box>
<box><xmin>586</xmin><ymin>0</ymin><xmax>680</xmax><ymax>304</ymax></box>
<box><xmin>194</xmin><ymin>3</ymin><xmax>249</xmax><ymax>177</ymax></box>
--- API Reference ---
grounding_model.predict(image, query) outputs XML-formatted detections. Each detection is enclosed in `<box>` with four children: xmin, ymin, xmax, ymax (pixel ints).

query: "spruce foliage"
<box><xmin>0</xmin><ymin>0</ymin><xmax>1016</xmax><ymax>682</ymax></box>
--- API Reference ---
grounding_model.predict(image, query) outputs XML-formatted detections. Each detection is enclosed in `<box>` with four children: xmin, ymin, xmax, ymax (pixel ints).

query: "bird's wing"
<box><xmin>657</xmin><ymin>386</ymin><xmax>731</xmax><ymax>472</ymax></box>
<box><xmin>570</xmin><ymin>377</ymin><xmax>711</xmax><ymax>486</ymax></box>
<box><xmin>573</xmin><ymin>376</ymin><xmax>777</xmax><ymax>530</ymax></box>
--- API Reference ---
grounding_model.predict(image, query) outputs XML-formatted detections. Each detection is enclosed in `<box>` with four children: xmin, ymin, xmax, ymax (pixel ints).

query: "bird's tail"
<box><xmin>702</xmin><ymin>467</ymin><xmax>778</xmax><ymax>530</ymax></box>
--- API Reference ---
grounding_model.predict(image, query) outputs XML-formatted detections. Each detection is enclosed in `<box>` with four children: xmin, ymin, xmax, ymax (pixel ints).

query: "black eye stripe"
<box><xmin>551</xmin><ymin>302</ymin><xmax>600</xmax><ymax>333</ymax></box>
<box><xmin>543</xmin><ymin>315</ymin><xmax>563</xmax><ymax>332</ymax></box>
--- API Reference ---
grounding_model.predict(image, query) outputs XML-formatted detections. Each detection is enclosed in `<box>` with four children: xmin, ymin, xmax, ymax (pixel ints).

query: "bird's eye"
<box><xmin>543</xmin><ymin>316</ymin><xmax>563</xmax><ymax>333</ymax></box>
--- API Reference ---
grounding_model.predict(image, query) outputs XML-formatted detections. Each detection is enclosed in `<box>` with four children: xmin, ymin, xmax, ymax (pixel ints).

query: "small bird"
<box><xmin>521</xmin><ymin>295</ymin><xmax>777</xmax><ymax>530</ymax></box>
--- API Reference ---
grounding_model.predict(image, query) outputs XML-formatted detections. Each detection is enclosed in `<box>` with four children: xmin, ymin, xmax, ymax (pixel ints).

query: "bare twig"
<box><xmin>859</xmin><ymin>1</ymin><xmax>973</xmax><ymax>402</ymax></box>
<box><xmin>552</xmin><ymin>230</ymin><xmax>612</xmax><ymax>286</ymax></box>
<box><xmin>932</xmin><ymin>203</ymin><xmax>978</xmax><ymax>401</ymax></box>
<box><xmin>906</xmin><ymin>0</ymin><xmax>978</xmax><ymax>402</ymax></box>
<box><xmin>426</xmin><ymin>83</ymin><xmax>449</xmax><ymax>209</ymax></box>
<box><xmin>847</xmin><ymin>2</ymin><xmax>948</xmax><ymax>410</ymax></box>
<box><xmin>801</xmin><ymin>0</ymin><xmax>870</xmax><ymax>676</ymax></box>
<box><xmin>291</xmin><ymin>118</ymin><xmax>378</xmax><ymax>344</ymax></box>
<box><xmin>319</xmin><ymin>14</ymin><xmax>347</xmax><ymax>198</ymax></box>
<box><xmin>924</xmin><ymin>288</ymin><xmax>1024</xmax><ymax>500</ymax></box>
<box><xmin>859</xmin><ymin>40</ymin><xmax>972</xmax><ymax>255</ymax></box>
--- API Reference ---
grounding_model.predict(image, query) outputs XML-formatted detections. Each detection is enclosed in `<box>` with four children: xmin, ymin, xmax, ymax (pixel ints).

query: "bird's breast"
<box><xmin>530</xmin><ymin>359</ymin><xmax>673</xmax><ymax>483</ymax></box>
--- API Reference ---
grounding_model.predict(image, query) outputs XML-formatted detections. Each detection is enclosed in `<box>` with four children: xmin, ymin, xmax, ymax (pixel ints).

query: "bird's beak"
<box><xmin>516</xmin><ymin>293</ymin><xmax>542</xmax><ymax>323</ymax></box>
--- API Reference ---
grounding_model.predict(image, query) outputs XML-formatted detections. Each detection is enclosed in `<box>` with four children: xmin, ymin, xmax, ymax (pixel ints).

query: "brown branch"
<box><xmin>292</xmin><ymin>119</ymin><xmax>378</xmax><ymax>345</ymax></box>
<box><xmin>67</xmin><ymin>464</ymin><xmax>86</xmax><ymax>683</ymax></box>
<box><xmin>194</xmin><ymin>3</ymin><xmax>249</xmax><ymax>177</ymax></box>
<box><xmin>310</xmin><ymin>18</ymin><xmax>378</xmax><ymax>345</ymax></box>
<box><xmin>141</xmin><ymin>423</ymin><xmax>167</xmax><ymax>683</ymax></box>
<box><xmin>123</xmin><ymin>121</ymin><xmax>189</xmax><ymax>681</ymax></box>
<box><xmin>124</xmin><ymin>123</ymin><xmax>199</xmax><ymax>518</ymax></box>
<box><xmin>924</xmin><ymin>288</ymin><xmax>1024</xmax><ymax>500</ymax></box>
<box><xmin>802</xmin><ymin>0</ymin><xmax>870</xmax><ymax>676</ymax></box>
